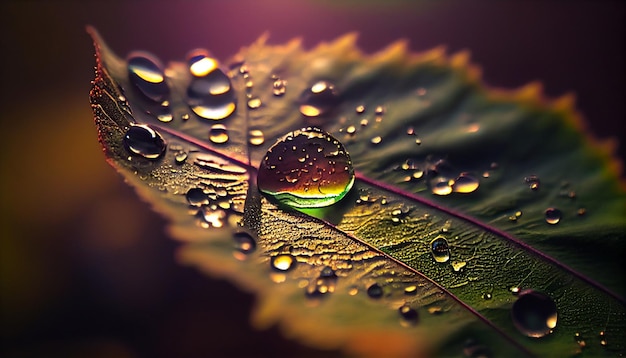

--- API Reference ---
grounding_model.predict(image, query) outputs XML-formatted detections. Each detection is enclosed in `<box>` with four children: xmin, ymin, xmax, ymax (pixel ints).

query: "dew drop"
<box><xmin>197</xmin><ymin>208</ymin><xmax>227</xmax><ymax>228</ymax></box>
<box><xmin>524</xmin><ymin>175</ymin><xmax>540</xmax><ymax>191</ymax></box>
<box><xmin>544</xmin><ymin>208</ymin><xmax>562</xmax><ymax>225</ymax></box>
<box><xmin>510</xmin><ymin>286</ymin><xmax>520</xmax><ymax>295</ymax></box>
<box><xmin>272</xmin><ymin>78</ymin><xmax>287</xmax><ymax>96</ymax></box>
<box><xmin>271</xmin><ymin>254</ymin><xmax>295</xmax><ymax>272</ymax></box>
<box><xmin>346</xmin><ymin>125</ymin><xmax>356</xmax><ymax>135</ymax></box>
<box><xmin>431</xmin><ymin>178</ymin><xmax>453</xmax><ymax>196</ymax></box>
<box><xmin>233</xmin><ymin>231</ymin><xmax>256</xmax><ymax>256</ymax></box>
<box><xmin>398</xmin><ymin>304</ymin><xmax>419</xmax><ymax>326</ymax></box>
<box><xmin>174</xmin><ymin>151</ymin><xmax>188</xmax><ymax>164</ymax></box>
<box><xmin>187</xmin><ymin>49</ymin><xmax>219</xmax><ymax>77</ymax></box>
<box><xmin>375</xmin><ymin>105</ymin><xmax>384</xmax><ymax>115</ymax></box>
<box><xmin>452</xmin><ymin>173</ymin><xmax>480</xmax><ymax>193</ymax></box>
<box><xmin>257</xmin><ymin>127</ymin><xmax>355</xmax><ymax>208</ymax></box>
<box><xmin>370</xmin><ymin>136</ymin><xmax>382</xmax><ymax>145</ymax></box>
<box><xmin>247</xmin><ymin>97</ymin><xmax>262</xmax><ymax>109</ymax></box>
<box><xmin>127</xmin><ymin>52</ymin><xmax>170</xmax><ymax>102</ymax></box>
<box><xmin>181</xmin><ymin>113</ymin><xmax>190</xmax><ymax>120</ymax></box>
<box><xmin>451</xmin><ymin>260</ymin><xmax>466</xmax><ymax>272</ymax></box>
<box><xmin>209</xmin><ymin>124</ymin><xmax>229</xmax><ymax>144</ymax></box>
<box><xmin>299</xmin><ymin>81</ymin><xmax>338</xmax><ymax>117</ymax></box>
<box><xmin>186</xmin><ymin>187</ymin><xmax>208</xmax><ymax>206</ymax></box>
<box><xmin>123</xmin><ymin>124</ymin><xmax>166</xmax><ymax>160</ymax></box>
<box><xmin>367</xmin><ymin>283</ymin><xmax>383</xmax><ymax>299</ymax></box>
<box><xmin>511</xmin><ymin>290</ymin><xmax>557</xmax><ymax>338</ymax></box>
<box><xmin>306</xmin><ymin>266</ymin><xmax>337</xmax><ymax>297</ymax></box>
<box><xmin>355</xmin><ymin>104</ymin><xmax>365</xmax><ymax>114</ymax></box>
<box><xmin>248</xmin><ymin>129</ymin><xmax>265</xmax><ymax>146</ymax></box>
<box><xmin>430</xmin><ymin>236</ymin><xmax>450</xmax><ymax>263</ymax></box>
<box><xmin>482</xmin><ymin>293</ymin><xmax>492</xmax><ymax>300</ymax></box>
<box><xmin>187</xmin><ymin>65</ymin><xmax>236</xmax><ymax>120</ymax></box>
<box><xmin>348</xmin><ymin>286</ymin><xmax>359</xmax><ymax>296</ymax></box>
<box><xmin>360</xmin><ymin>119</ymin><xmax>369</xmax><ymax>127</ymax></box>
<box><xmin>404</xmin><ymin>285</ymin><xmax>418</xmax><ymax>295</ymax></box>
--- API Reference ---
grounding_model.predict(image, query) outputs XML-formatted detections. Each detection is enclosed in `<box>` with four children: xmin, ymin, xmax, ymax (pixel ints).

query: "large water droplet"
<box><xmin>187</xmin><ymin>49</ymin><xmax>219</xmax><ymax>77</ymax></box>
<box><xmin>430</xmin><ymin>236</ymin><xmax>450</xmax><ymax>263</ymax></box>
<box><xmin>271</xmin><ymin>254</ymin><xmax>295</xmax><ymax>272</ymax></box>
<box><xmin>431</xmin><ymin>178</ymin><xmax>453</xmax><ymax>196</ymax></box>
<box><xmin>511</xmin><ymin>290</ymin><xmax>557</xmax><ymax>338</ymax></box>
<box><xmin>127</xmin><ymin>52</ymin><xmax>170</xmax><ymax>102</ymax></box>
<box><xmin>367</xmin><ymin>283</ymin><xmax>383</xmax><ymax>299</ymax></box>
<box><xmin>452</xmin><ymin>173</ymin><xmax>480</xmax><ymax>193</ymax></box>
<box><xmin>209</xmin><ymin>124</ymin><xmax>229</xmax><ymax>144</ymax></box>
<box><xmin>544</xmin><ymin>208</ymin><xmax>562</xmax><ymax>225</ymax></box>
<box><xmin>257</xmin><ymin>127</ymin><xmax>355</xmax><ymax>208</ymax></box>
<box><xmin>186</xmin><ymin>187</ymin><xmax>208</xmax><ymax>206</ymax></box>
<box><xmin>123</xmin><ymin>124</ymin><xmax>166</xmax><ymax>160</ymax></box>
<box><xmin>187</xmin><ymin>66</ymin><xmax>236</xmax><ymax>120</ymax></box>
<box><xmin>299</xmin><ymin>81</ymin><xmax>338</xmax><ymax>117</ymax></box>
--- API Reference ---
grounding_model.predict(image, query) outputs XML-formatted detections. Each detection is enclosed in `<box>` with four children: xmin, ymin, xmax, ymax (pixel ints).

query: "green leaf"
<box><xmin>88</xmin><ymin>26</ymin><xmax>625</xmax><ymax>357</ymax></box>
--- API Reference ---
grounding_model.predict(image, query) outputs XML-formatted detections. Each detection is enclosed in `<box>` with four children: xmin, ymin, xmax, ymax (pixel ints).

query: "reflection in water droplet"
<box><xmin>181</xmin><ymin>113</ymin><xmax>190</xmax><ymax>120</ymax></box>
<box><xmin>399</xmin><ymin>304</ymin><xmax>419</xmax><ymax>326</ymax></box>
<box><xmin>186</xmin><ymin>188</ymin><xmax>208</xmax><ymax>206</ymax></box>
<box><xmin>370</xmin><ymin>136</ymin><xmax>382</xmax><ymax>145</ymax></box>
<box><xmin>511</xmin><ymin>290</ymin><xmax>557</xmax><ymax>338</ymax></box>
<box><xmin>430</xmin><ymin>236</ymin><xmax>450</xmax><ymax>263</ymax></box>
<box><xmin>187</xmin><ymin>65</ymin><xmax>236</xmax><ymax>120</ymax></box>
<box><xmin>197</xmin><ymin>208</ymin><xmax>227</xmax><ymax>228</ymax></box>
<box><xmin>367</xmin><ymin>283</ymin><xmax>383</xmax><ymax>299</ymax></box>
<box><xmin>299</xmin><ymin>81</ymin><xmax>338</xmax><ymax>117</ymax></box>
<box><xmin>187</xmin><ymin>49</ymin><xmax>219</xmax><ymax>77</ymax></box>
<box><xmin>257</xmin><ymin>127</ymin><xmax>355</xmax><ymax>208</ymax></box>
<box><xmin>431</xmin><ymin>178</ymin><xmax>452</xmax><ymax>196</ymax></box>
<box><xmin>209</xmin><ymin>124</ymin><xmax>229</xmax><ymax>144</ymax></box>
<box><xmin>247</xmin><ymin>97</ymin><xmax>262</xmax><ymax>109</ymax></box>
<box><xmin>233</xmin><ymin>232</ymin><xmax>256</xmax><ymax>260</ymax></box>
<box><xmin>248</xmin><ymin>130</ymin><xmax>265</xmax><ymax>146</ymax></box>
<box><xmin>355</xmin><ymin>105</ymin><xmax>365</xmax><ymax>114</ymax></box>
<box><xmin>524</xmin><ymin>175</ymin><xmax>540</xmax><ymax>191</ymax></box>
<box><xmin>346</xmin><ymin>125</ymin><xmax>356</xmax><ymax>135</ymax></box>
<box><xmin>123</xmin><ymin>124</ymin><xmax>166</xmax><ymax>160</ymax></box>
<box><xmin>348</xmin><ymin>286</ymin><xmax>359</xmax><ymax>296</ymax></box>
<box><xmin>452</xmin><ymin>173</ymin><xmax>480</xmax><ymax>193</ymax></box>
<box><xmin>544</xmin><ymin>208</ymin><xmax>561</xmax><ymax>225</ymax></box>
<box><xmin>271</xmin><ymin>254</ymin><xmax>295</xmax><ymax>272</ymax></box>
<box><xmin>127</xmin><ymin>52</ymin><xmax>170</xmax><ymax>102</ymax></box>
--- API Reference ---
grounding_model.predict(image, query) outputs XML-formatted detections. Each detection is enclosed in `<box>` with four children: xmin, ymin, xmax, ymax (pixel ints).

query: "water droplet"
<box><xmin>404</xmin><ymin>285</ymin><xmax>418</xmax><ymax>295</ymax></box>
<box><xmin>233</xmin><ymin>231</ymin><xmax>256</xmax><ymax>258</ymax></box>
<box><xmin>247</xmin><ymin>97</ymin><xmax>262</xmax><ymax>109</ymax></box>
<box><xmin>174</xmin><ymin>151</ymin><xmax>188</xmax><ymax>164</ymax></box>
<box><xmin>123</xmin><ymin>124</ymin><xmax>166</xmax><ymax>160</ymax></box>
<box><xmin>375</xmin><ymin>105</ymin><xmax>384</xmax><ymax>115</ymax></box>
<box><xmin>187</xmin><ymin>66</ymin><xmax>236</xmax><ymax>120</ymax></box>
<box><xmin>430</xmin><ymin>236</ymin><xmax>450</xmax><ymax>263</ymax></box>
<box><xmin>577</xmin><ymin>208</ymin><xmax>586</xmax><ymax>216</ymax></box>
<box><xmin>270</xmin><ymin>78</ymin><xmax>286</xmax><ymax>97</ymax></box>
<box><xmin>348</xmin><ymin>286</ymin><xmax>359</xmax><ymax>296</ymax></box>
<box><xmin>360</xmin><ymin>119</ymin><xmax>369</xmax><ymax>127</ymax></box>
<box><xmin>398</xmin><ymin>304</ymin><xmax>419</xmax><ymax>326</ymax></box>
<box><xmin>306</xmin><ymin>266</ymin><xmax>337</xmax><ymax>297</ymax></box>
<box><xmin>299</xmin><ymin>81</ymin><xmax>338</xmax><ymax>117</ymax></box>
<box><xmin>524</xmin><ymin>175</ymin><xmax>540</xmax><ymax>191</ymax></box>
<box><xmin>451</xmin><ymin>260</ymin><xmax>466</xmax><ymax>272</ymax></box>
<box><xmin>209</xmin><ymin>124</ymin><xmax>229</xmax><ymax>144</ymax></box>
<box><xmin>355</xmin><ymin>105</ymin><xmax>365</xmax><ymax>114</ymax></box>
<box><xmin>197</xmin><ymin>207</ymin><xmax>227</xmax><ymax>228</ymax></box>
<box><xmin>511</xmin><ymin>290</ymin><xmax>557</xmax><ymax>338</ymax></box>
<box><xmin>510</xmin><ymin>286</ymin><xmax>520</xmax><ymax>295</ymax></box>
<box><xmin>181</xmin><ymin>113</ymin><xmax>190</xmax><ymax>120</ymax></box>
<box><xmin>257</xmin><ymin>127</ymin><xmax>355</xmax><ymax>208</ymax></box>
<box><xmin>346</xmin><ymin>125</ymin><xmax>356</xmax><ymax>135</ymax></box>
<box><xmin>249</xmin><ymin>130</ymin><xmax>265</xmax><ymax>146</ymax></box>
<box><xmin>186</xmin><ymin>188</ymin><xmax>208</xmax><ymax>206</ymax></box>
<box><xmin>452</xmin><ymin>173</ymin><xmax>480</xmax><ymax>193</ymax></box>
<box><xmin>482</xmin><ymin>293</ymin><xmax>492</xmax><ymax>300</ymax></box>
<box><xmin>271</xmin><ymin>254</ymin><xmax>295</xmax><ymax>272</ymax></box>
<box><xmin>187</xmin><ymin>49</ymin><xmax>219</xmax><ymax>77</ymax></box>
<box><xmin>370</xmin><ymin>136</ymin><xmax>382</xmax><ymax>145</ymax></box>
<box><xmin>431</xmin><ymin>178</ymin><xmax>453</xmax><ymax>196</ymax></box>
<box><xmin>367</xmin><ymin>283</ymin><xmax>383</xmax><ymax>299</ymax></box>
<box><xmin>544</xmin><ymin>208</ymin><xmax>562</xmax><ymax>225</ymax></box>
<box><xmin>127</xmin><ymin>52</ymin><xmax>170</xmax><ymax>102</ymax></box>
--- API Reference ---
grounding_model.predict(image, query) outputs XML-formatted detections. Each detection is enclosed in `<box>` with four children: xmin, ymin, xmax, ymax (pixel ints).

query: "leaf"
<box><xmin>88</xmin><ymin>26</ymin><xmax>625</xmax><ymax>357</ymax></box>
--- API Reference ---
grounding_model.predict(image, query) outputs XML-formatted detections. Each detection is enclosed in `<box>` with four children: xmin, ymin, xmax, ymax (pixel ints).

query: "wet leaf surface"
<box><xmin>89</xmin><ymin>27</ymin><xmax>625</xmax><ymax>357</ymax></box>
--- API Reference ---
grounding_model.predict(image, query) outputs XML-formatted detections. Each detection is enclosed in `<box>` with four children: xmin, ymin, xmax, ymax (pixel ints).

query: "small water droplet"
<box><xmin>367</xmin><ymin>283</ymin><xmax>383</xmax><ymax>299</ymax></box>
<box><xmin>511</xmin><ymin>290</ymin><xmax>557</xmax><ymax>338</ymax></box>
<box><xmin>186</xmin><ymin>188</ymin><xmax>208</xmax><ymax>206</ymax></box>
<box><xmin>271</xmin><ymin>254</ymin><xmax>295</xmax><ymax>272</ymax></box>
<box><xmin>545</xmin><ymin>208</ymin><xmax>562</xmax><ymax>225</ymax></box>
<box><xmin>452</xmin><ymin>173</ymin><xmax>480</xmax><ymax>193</ymax></box>
<box><xmin>257</xmin><ymin>127</ymin><xmax>355</xmax><ymax>208</ymax></box>
<box><xmin>123</xmin><ymin>124</ymin><xmax>166</xmax><ymax>160</ymax></box>
<box><xmin>430</xmin><ymin>236</ymin><xmax>450</xmax><ymax>263</ymax></box>
<box><xmin>370</xmin><ymin>136</ymin><xmax>382</xmax><ymax>145</ymax></box>
<box><xmin>346</xmin><ymin>125</ymin><xmax>356</xmax><ymax>135</ymax></box>
<box><xmin>404</xmin><ymin>285</ymin><xmax>418</xmax><ymax>295</ymax></box>
<box><xmin>398</xmin><ymin>304</ymin><xmax>419</xmax><ymax>326</ymax></box>
<box><xmin>181</xmin><ymin>113</ymin><xmax>190</xmax><ymax>120</ymax></box>
<box><xmin>375</xmin><ymin>105</ymin><xmax>384</xmax><ymax>115</ymax></box>
<box><xmin>197</xmin><ymin>207</ymin><xmax>227</xmax><ymax>228</ymax></box>
<box><xmin>577</xmin><ymin>208</ymin><xmax>586</xmax><ymax>216</ymax></box>
<box><xmin>482</xmin><ymin>292</ymin><xmax>492</xmax><ymax>300</ymax></box>
<box><xmin>524</xmin><ymin>175</ymin><xmax>540</xmax><ymax>191</ymax></box>
<box><xmin>248</xmin><ymin>130</ymin><xmax>265</xmax><ymax>146</ymax></box>
<box><xmin>355</xmin><ymin>105</ymin><xmax>365</xmax><ymax>114</ymax></box>
<box><xmin>127</xmin><ymin>52</ymin><xmax>170</xmax><ymax>102</ymax></box>
<box><xmin>299</xmin><ymin>81</ymin><xmax>338</xmax><ymax>117</ymax></box>
<box><xmin>427</xmin><ymin>306</ymin><xmax>443</xmax><ymax>315</ymax></box>
<box><xmin>272</xmin><ymin>77</ymin><xmax>287</xmax><ymax>96</ymax></box>
<box><xmin>348</xmin><ymin>286</ymin><xmax>359</xmax><ymax>296</ymax></box>
<box><xmin>175</xmin><ymin>151</ymin><xmax>188</xmax><ymax>164</ymax></box>
<box><xmin>187</xmin><ymin>49</ymin><xmax>219</xmax><ymax>77</ymax></box>
<box><xmin>360</xmin><ymin>119</ymin><xmax>369</xmax><ymax>127</ymax></box>
<box><xmin>209</xmin><ymin>124</ymin><xmax>229</xmax><ymax>144</ymax></box>
<box><xmin>187</xmin><ymin>66</ymin><xmax>236</xmax><ymax>120</ymax></box>
<box><xmin>510</xmin><ymin>286</ymin><xmax>520</xmax><ymax>295</ymax></box>
<box><xmin>233</xmin><ymin>231</ymin><xmax>256</xmax><ymax>259</ymax></box>
<box><xmin>247</xmin><ymin>97</ymin><xmax>262</xmax><ymax>109</ymax></box>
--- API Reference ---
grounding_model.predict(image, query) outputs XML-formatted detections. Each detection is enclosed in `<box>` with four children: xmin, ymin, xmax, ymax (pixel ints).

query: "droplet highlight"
<box><xmin>452</xmin><ymin>173</ymin><xmax>479</xmax><ymax>193</ymax></box>
<box><xmin>299</xmin><ymin>81</ymin><xmax>338</xmax><ymax>117</ymax></box>
<box><xmin>209</xmin><ymin>124</ymin><xmax>229</xmax><ymax>144</ymax></box>
<box><xmin>187</xmin><ymin>62</ymin><xmax>236</xmax><ymax>120</ymax></box>
<box><xmin>257</xmin><ymin>127</ymin><xmax>355</xmax><ymax>208</ymax></box>
<box><xmin>544</xmin><ymin>208</ymin><xmax>562</xmax><ymax>225</ymax></box>
<box><xmin>271</xmin><ymin>254</ymin><xmax>295</xmax><ymax>272</ymax></box>
<box><xmin>127</xmin><ymin>52</ymin><xmax>170</xmax><ymax>102</ymax></box>
<box><xmin>511</xmin><ymin>290</ymin><xmax>557</xmax><ymax>338</ymax></box>
<box><xmin>524</xmin><ymin>175</ymin><xmax>540</xmax><ymax>191</ymax></box>
<box><xmin>123</xmin><ymin>124</ymin><xmax>166</xmax><ymax>160</ymax></box>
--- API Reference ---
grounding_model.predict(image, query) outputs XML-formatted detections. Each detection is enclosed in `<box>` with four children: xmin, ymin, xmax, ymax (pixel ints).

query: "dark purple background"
<box><xmin>1</xmin><ymin>1</ymin><xmax>623</xmax><ymax>357</ymax></box>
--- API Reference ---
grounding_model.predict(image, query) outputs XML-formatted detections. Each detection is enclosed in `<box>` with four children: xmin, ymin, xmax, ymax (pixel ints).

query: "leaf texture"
<box><xmin>89</xmin><ymin>27</ymin><xmax>625</xmax><ymax>356</ymax></box>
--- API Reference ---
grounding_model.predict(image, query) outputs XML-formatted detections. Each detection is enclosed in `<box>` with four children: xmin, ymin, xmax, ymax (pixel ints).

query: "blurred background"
<box><xmin>1</xmin><ymin>1</ymin><xmax>623</xmax><ymax>357</ymax></box>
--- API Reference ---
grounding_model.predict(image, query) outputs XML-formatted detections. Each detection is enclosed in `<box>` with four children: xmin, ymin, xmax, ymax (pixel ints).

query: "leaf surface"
<box><xmin>88</xmin><ymin>27</ymin><xmax>625</xmax><ymax>356</ymax></box>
